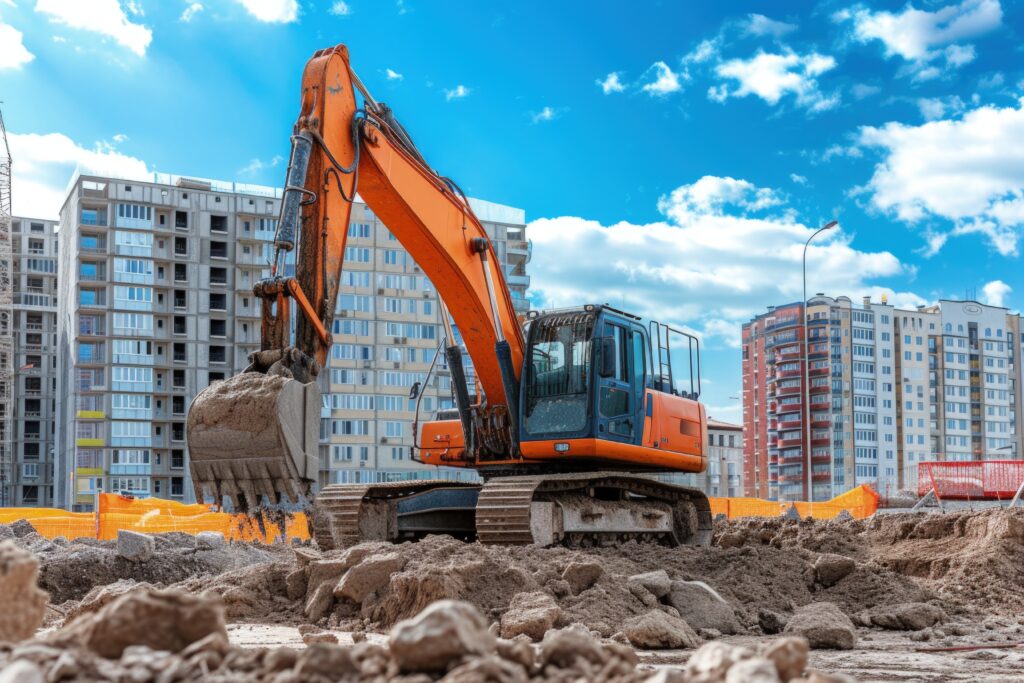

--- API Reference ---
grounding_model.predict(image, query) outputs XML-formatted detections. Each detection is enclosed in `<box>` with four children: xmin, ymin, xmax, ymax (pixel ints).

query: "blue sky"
<box><xmin>2</xmin><ymin>0</ymin><xmax>1023</xmax><ymax>422</ymax></box>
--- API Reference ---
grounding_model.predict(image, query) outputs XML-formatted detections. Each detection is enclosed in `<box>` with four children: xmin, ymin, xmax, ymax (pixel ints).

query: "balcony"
<box><xmin>110</xmin><ymin>464</ymin><xmax>152</xmax><ymax>476</ymax></box>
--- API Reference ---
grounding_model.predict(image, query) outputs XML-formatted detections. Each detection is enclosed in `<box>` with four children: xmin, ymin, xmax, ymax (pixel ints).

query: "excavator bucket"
<box><xmin>186</xmin><ymin>371</ymin><xmax>321</xmax><ymax>512</ymax></box>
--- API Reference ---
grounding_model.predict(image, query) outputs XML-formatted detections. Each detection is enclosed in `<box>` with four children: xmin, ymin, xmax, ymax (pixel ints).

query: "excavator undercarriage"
<box><xmin>311</xmin><ymin>473</ymin><xmax>713</xmax><ymax>550</ymax></box>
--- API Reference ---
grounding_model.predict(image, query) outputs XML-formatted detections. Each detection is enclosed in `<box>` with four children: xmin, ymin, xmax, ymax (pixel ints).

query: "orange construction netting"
<box><xmin>1</xmin><ymin>493</ymin><xmax>310</xmax><ymax>543</ymax></box>
<box><xmin>709</xmin><ymin>484</ymin><xmax>879</xmax><ymax>520</ymax></box>
<box><xmin>2</xmin><ymin>485</ymin><xmax>879</xmax><ymax>541</ymax></box>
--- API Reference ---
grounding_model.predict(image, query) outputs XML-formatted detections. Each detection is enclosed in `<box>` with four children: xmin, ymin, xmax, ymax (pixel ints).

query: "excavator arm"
<box><xmin>187</xmin><ymin>45</ymin><xmax>526</xmax><ymax>508</ymax></box>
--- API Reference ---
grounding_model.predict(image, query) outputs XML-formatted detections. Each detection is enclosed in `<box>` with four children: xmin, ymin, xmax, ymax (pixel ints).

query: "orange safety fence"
<box><xmin>917</xmin><ymin>460</ymin><xmax>1024</xmax><ymax>500</ymax></box>
<box><xmin>709</xmin><ymin>484</ymin><xmax>879</xmax><ymax>520</ymax></box>
<box><xmin>3</xmin><ymin>485</ymin><xmax>881</xmax><ymax>541</ymax></box>
<box><xmin>1</xmin><ymin>493</ymin><xmax>310</xmax><ymax>543</ymax></box>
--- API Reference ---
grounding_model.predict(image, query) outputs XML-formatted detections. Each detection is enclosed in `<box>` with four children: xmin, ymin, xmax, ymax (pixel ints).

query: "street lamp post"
<box><xmin>803</xmin><ymin>220</ymin><xmax>838</xmax><ymax>504</ymax></box>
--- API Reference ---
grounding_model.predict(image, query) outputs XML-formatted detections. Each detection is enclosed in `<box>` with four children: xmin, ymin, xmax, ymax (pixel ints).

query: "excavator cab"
<box><xmin>516</xmin><ymin>305</ymin><xmax>705</xmax><ymax>471</ymax></box>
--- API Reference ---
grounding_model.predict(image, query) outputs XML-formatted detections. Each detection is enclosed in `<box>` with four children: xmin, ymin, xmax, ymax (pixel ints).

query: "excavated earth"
<box><xmin>1</xmin><ymin>507</ymin><xmax>1023</xmax><ymax>682</ymax></box>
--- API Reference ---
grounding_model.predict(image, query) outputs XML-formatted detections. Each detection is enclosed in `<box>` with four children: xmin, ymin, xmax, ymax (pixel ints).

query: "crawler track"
<box><xmin>477</xmin><ymin>473</ymin><xmax>713</xmax><ymax>546</ymax></box>
<box><xmin>313</xmin><ymin>473</ymin><xmax>712</xmax><ymax>549</ymax></box>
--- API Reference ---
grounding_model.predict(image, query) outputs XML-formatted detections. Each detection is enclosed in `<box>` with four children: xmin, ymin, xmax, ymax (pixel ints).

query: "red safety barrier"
<box><xmin>917</xmin><ymin>460</ymin><xmax>1024</xmax><ymax>500</ymax></box>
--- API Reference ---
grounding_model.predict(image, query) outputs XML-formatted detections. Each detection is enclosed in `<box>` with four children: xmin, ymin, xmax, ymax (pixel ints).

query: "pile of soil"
<box><xmin>718</xmin><ymin>507</ymin><xmax>1024</xmax><ymax>615</ymax></box>
<box><xmin>182</xmin><ymin>525</ymin><xmax>930</xmax><ymax>641</ymax></box>
<box><xmin>1</xmin><ymin>585</ymin><xmax>843</xmax><ymax>683</ymax></box>
<box><xmin>0</xmin><ymin>522</ymin><xmax>288</xmax><ymax>604</ymax></box>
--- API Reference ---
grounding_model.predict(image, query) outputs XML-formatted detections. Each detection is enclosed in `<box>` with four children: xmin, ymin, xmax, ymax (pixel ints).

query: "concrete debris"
<box><xmin>622</xmin><ymin>609</ymin><xmax>702</xmax><ymax>649</ymax></box>
<box><xmin>667</xmin><ymin>580</ymin><xmax>742</xmax><ymax>635</ymax></box>
<box><xmin>629</xmin><ymin>570</ymin><xmax>672</xmax><ymax>598</ymax></box>
<box><xmin>195</xmin><ymin>531</ymin><xmax>226</xmax><ymax>550</ymax></box>
<box><xmin>784</xmin><ymin>602</ymin><xmax>857</xmax><ymax>650</ymax></box>
<box><xmin>813</xmin><ymin>554</ymin><xmax>856</xmax><ymax>587</ymax></box>
<box><xmin>0</xmin><ymin>541</ymin><xmax>48</xmax><ymax>642</ymax></box>
<box><xmin>116</xmin><ymin>530</ymin><xmax>155</xmax><ymax>562</ymax></box>
<box><xmin>561</xmin><ymin>561</ymin><xmax>604</xmax><ymax>594</ymax></box>
<box><xmin>856</xmin><ymin>602</ymin><xmax>946</xmax><ymax>631</ymax></box>
<box><xmin>388</xmin><ymin>599</ymin><xmax>496</xmax><ymax>672</ymax></box>
<box><xmin>763</xmin><ymin>636</ymin><xmax>809</xmax><ymax>681</ymax></box>
<box><xmin>500</xmin><ymin>591</ymin><xmax>561</xmax><ymax>641</ymax></box>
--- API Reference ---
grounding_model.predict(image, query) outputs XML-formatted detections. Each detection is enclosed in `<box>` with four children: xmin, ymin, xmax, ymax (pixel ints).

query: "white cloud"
<box><xmin>712</xmin><ymin>50</ymin><xmax>839</xmax><ymax>112</ymax></box>
<box><xmin>181</xmin><ymin>2</ymin><xmax>203</xmax><ymax>21</ymax></box>
<box><xmin>640</xmin><ymin>61</ymin><xmax>683</xmax><ymax>97</ymax></box>
<box><xmin>329</xmin><ymin>1</ymin><xmax>350</xmax><ymax>16</ymax></box>
<box><xmin>238</xmin><ymin>154</ymin><xmax>283</xmax><ymax>176</ymax></box>
<box><xmin>978</xmin><ymin>72</ymin><xmax>1004</xmax><ymax>89</ymax></box>
<box><xmin>7</xmin><ymin>131</ymin><xmax>151</xmax><ymax>219</ymax></box>
<box><xmin>125</xmin><ymin>0</ymin><xmax>143</xmax><ymax>16</ymax></box>
<box><xmin>850</xmin><ymin>83</ymin><xmax>881</xmax><ymax>99</ymax></box>
<box><xmin>444</xmin><ymin>84</ymin><xmax>469</xmax><ymax>101</ymax></box>
<box><xmin>916</xmin><ymin>95</ymin><xmax>965</xmax><ymax>121</ymax></box>
<box><xmin>35</xmin><ymin>0</ymin><xmax>153</xmax><ymax>56</ymax></box>
<box><xmin>0</xmin><ymin>21</ymin><xmax>34</xmax><ymax>69</ymax></box>
<box><xmin>232</xmin><ymin>0</ymin><xmax>298</xmax><ymax>23</ymax></box>
<box><xmin>838</xmin><ymin>0</ymin><xmax>1001</xmax><ymax>79</ymax></box>
<box><xmin>531</xmin><ymin>106</ymin><xmax>563</xmax><ymax>124</ymax></box>
<box><xmin>744</xmin><ymin>13</ymin><xmax>797</xmax><ymax>38</ymax></box>
<box><xmin>790</xmin><ymin>173</ymin><xmax>808</xmax><ymax>185</ymax></box>
<box><xmin>683</xmin><ymin>39</ymin><xmax>718</xmax><ymax>64</ymax></box>
<box><xmin>385</xmin><ymin>68</ymin><xmax>403</xmax><ymax>81</ymax></box>
<box><xmin>527</xmin><ymin>175</ymin><xmax>908</xmax><ymax>350</ymax></box>
<box><xmin>596</xmin><ymin>71</ymin><xmax>625</xmax><ymax>94</ymax></box>
<box><xmin>982</xmin><ymin>280</ymin><xmax>1011</xmax><ymax>307</ymax></box>
<box><xmin>860</xmin><ymin>99</ymin><xmax>1024</xmax><ymax>256</ymax></box>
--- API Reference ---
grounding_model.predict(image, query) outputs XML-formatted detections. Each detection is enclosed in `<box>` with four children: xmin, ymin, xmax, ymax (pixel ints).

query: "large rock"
<box><xmin>538</xmin><ymin>624</ymin><xmax>611</xmax><ymax>669</ymax></box>
<box><xmin>622</xmin><ymin>610</ymin><xmax>701</xmax><ymax>650</ymax></box>
<box><xmin>116</xmin><ymin>530</ymin><xmax>155</xmax><ymax>562</ymax></box>
<box><xmin>561</xmin><ymin>562</ymin><xmax>603</xmax><ymax>594</ymax></box>
<box><xmin>334</xmin><ymin>553</ymin><xmax>406</xmax><ymax>603</ymax></box>
<box><xmin>500</xmin><ymin>591</ymin><xmax>561</xmax><ymax>641</ymax></box>
<box><xmin>9</xmin><ymin>520</ymin><xmax>35</xmax><ymax>538</ymax></box>
<box><xmin>304</xmin><ymin>582</ymin><xmax>335</xmax><ymax>623</ymax></box>
<box><xmin>726</xmin><ymin>657</ymin><xmax>782</xmax><ymax>683</ymax></box>
<box><xmin>667</xmin><ymin>581</ymin><xmax>742</xmax><ymax>635</ymax></box>
<box><xmin>195</xmin><ymin>531</ymin><xmax>225</xmax><ymax>550</ymax></box>
<box><xmin>389</xmin><ymin>600</ymin><xmax>496</xmax><ymax>672</ymax></box>
<box><xmin>0</xmin><ymin>541</ymin><xmax>48</xmax><ymax>642</ymax></box>
<box><xmin>763</xmin><ymin>636</ymin><xmax>808</xmax><ymax>681</ymax></box>
<box><xmin>54</xmin><ymin>588</ymin><xmax>226</xmax><ymax>658</ymax></box>
<box><xmin>684</xmin><ymin>641</ymin><xmax>754</xmax><ymax>682</ymax></box>
<box><xmin>294</xmin><ymin>643</ymin><xmax>357</xmax><ymax>678</ymax></box>
<box><xmin>629</xmin><ymin>570</ymin><xmax>671</xmax><ymax>598</ymax></box>
<box><xmin>813</xmin><ymin>554</ymin><xmax>855</xmax><ymax>587</ymax></box>
<box><xmin>784</xmin><ymin>602</ymin><xmax>856</xmax><ymax>650</ymax></box>
<box><xmin>859</xmin><ymin>602</ymin><xmax>945</xmax><ymax>631</ymax></box>
<box><xmin>0</xmin><ymin>661</ymin><xmax>43</xmax><ymax>683</ymax></box>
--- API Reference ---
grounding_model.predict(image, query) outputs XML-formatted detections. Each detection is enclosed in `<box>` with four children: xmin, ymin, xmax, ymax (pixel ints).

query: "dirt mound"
<box><xmin>1</xmin><ymin>586</ymin><xmax>840</xmax><ymax>682</ymax></box>
<box><xmin>714</xmin><ymin>507</ymin><xmax>1024</xmax><ymax>617</ymax></box>
<box><xmin>184</xmin><ymin>523</ymin><xmax>940</xmax><ymax>645</ymax></box>
<box><xmin>0</xmin><ymin>526</ymin><xmax>288</xmax><ymax>605</ymax></box>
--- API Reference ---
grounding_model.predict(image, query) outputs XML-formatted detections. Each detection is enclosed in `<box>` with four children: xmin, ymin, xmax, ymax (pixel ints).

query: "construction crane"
<box><xmin>186</xmin><ymin>44</ymin><xmax>712</xmax><ymax>548</ymax></box>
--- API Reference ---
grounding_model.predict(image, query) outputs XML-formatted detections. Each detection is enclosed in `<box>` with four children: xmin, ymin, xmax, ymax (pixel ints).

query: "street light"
<box><xmin>803</xmin><ymin>220</ymin><xmax>838</xmax><ymax>504</ymax></box>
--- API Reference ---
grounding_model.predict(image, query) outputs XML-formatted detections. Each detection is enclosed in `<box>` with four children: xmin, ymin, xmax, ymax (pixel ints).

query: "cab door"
<box><xmin>596</xmin><ymin>321</ymin><xmax>635</xmax><ymax>443</ymax></box>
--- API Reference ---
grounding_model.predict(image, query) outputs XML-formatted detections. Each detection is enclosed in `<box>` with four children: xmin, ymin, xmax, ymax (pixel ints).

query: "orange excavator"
<box><xmin>186</xmin><ymin>44</ymin><xmax>712</xmax><ymax>549</ymax></box>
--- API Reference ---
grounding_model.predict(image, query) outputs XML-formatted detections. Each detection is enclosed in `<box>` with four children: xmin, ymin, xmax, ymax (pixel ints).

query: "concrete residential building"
<box><xmin>319</xmin><ymin>197</ymin><xmax>529</xmax><ymax>486</ymax></box>
<box><xmin>10</xmin><ymin>217</ymin><xmax>59</xmax><ymax>506</ymax></box>
<box><xmin>55</xmin><ymin>170</ymin><xmax>529</xmax><ymax>509</ymax></box>
<box><xmin>56</xmin><ymin>173</ymin><xmax>282</xmax><ymax>510</ymax></box>
<box><xmin>743</xmin><ymin>296</ymin><xmax>1023</xmax><ymax>501</ymax></box>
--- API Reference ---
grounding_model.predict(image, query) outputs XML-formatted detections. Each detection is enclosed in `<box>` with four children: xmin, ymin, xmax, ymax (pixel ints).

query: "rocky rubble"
<box><xmin>1</xmin><ymin>584</ymin><xmax>851</xmax><ymax>683</ymax></box>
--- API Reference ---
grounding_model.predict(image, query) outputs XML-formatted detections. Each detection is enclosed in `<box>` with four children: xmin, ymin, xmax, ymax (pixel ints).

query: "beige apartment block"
<box><xmin>55</xmin><ymin>172</ymin><xmax>529</xmax><ymax>510</ymax></box>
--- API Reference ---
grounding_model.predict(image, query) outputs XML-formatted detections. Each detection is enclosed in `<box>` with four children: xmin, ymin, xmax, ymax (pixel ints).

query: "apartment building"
<box><xmin>55</xmin><ymin>171</ymin><xmax>529</xmax><ymax>509</ymax></box>
<box><xmin>9</xmin><ymin>217</ymin><xmax>59</xmax><ymax>506</ymax></box>
<box><xmin>743</xmin><ymin>296</ymin><xmax>1023</xmax><ymax>501</ymax></box>
<box><xmin>319</xmin><ymin>197</ymin><xmax>530</xmax><ymax>486</ymax></box>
